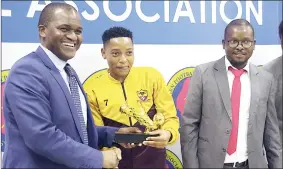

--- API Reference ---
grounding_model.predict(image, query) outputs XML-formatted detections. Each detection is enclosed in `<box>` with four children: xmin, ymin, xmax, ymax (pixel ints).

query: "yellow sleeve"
<box><xmin>86</xmin><ymin>89</ymin><xmax>115</xmax><ymax>151</ymax></box>
<box><xmin>151</xmin><ymin>68</ymin><xmax>180</xmax><ymax>144</ymax></box>
<box><xmin>86</xmin><ymin>89</ymin><xmax>104</xmax><ymax>126</ymax></box>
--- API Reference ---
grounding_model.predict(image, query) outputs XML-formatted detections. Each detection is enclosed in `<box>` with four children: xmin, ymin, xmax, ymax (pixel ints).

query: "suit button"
<box><xmin>222</xmin><ymin>148</ymin><xmax>226</xmax><ymax>152</ymax></box>
<box><xmin>226</xmin><ymin>129</ymin><xmax>230</xmax><ymax>134</ymax></box>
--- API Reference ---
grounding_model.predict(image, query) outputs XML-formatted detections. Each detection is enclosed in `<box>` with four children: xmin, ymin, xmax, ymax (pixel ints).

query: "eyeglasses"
<box><xmin>227</xmin><ymin>40</ymin><xmax>254</xmax><ymax>48</ymax></box>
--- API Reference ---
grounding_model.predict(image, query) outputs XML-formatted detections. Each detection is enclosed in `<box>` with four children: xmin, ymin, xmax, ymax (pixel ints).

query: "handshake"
<box><xmin>101</xmin><ymin>127</ymin><xmax>142</xmax><ymax>168</ymax></box>
<box><xmin>101</xmin><ymin>147</ymin><xmax>122</xmax><ymax>169</ymax></box>
<box><xmin>101</xmin><ymin>125</ymin><xmax>172</xmax><ymax>168</ymax></box>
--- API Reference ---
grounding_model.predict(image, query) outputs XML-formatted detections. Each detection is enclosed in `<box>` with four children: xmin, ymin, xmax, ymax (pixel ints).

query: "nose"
<box><xmin>236</xmin><ymin>41</ymin><xmax>244</xmax><ymax>50</ymax></box>
<box><xmin>235</xmin><ymin>44</ymin><xmax>244</xmax><ymax>51</ymax></box>
<box><xmin>119</xmin><ymin>55</ymin><xmax>127</xmax><ymax>63</ymax></box>
<box><xmin>66</xmin><ymin>31</ymin><xmax>77</xmax><ymax>41</ymax></box>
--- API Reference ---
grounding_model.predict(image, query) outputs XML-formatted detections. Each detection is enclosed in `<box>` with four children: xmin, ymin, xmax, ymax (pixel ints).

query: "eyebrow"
<box><xmin>111</xmin><ymin>49</ymin><xmax>121</xmax><ymax>51</ymax></box>
<box><xmin>58</xmin><ymin>24</ymin><xmax>83</xmax><ymax>30</ymax></box>
<box><xmin>228</xmin><ymin>36</ymin><xmax>253</xmax><ymax>40</ymax></box>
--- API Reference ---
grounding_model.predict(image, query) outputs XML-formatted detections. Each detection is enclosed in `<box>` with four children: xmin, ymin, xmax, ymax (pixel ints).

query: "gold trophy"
<box><xmin>114</xmin><ymin>101</ymin><xmax>165</xmax><ymax>144</ymax></box>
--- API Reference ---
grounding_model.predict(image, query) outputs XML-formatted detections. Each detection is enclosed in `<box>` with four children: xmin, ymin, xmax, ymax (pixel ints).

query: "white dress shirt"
<box><xmin>224</xmin><ymin>56</ymin><xmax>251</xmax><ymax>163</ymax></box>
<box><xmin>40</xmin><ymin>45</ymin><xmax>87</xmax><ymax>125</ymax></box>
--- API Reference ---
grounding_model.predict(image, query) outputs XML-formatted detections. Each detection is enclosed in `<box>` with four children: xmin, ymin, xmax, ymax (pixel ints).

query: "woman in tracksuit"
<box><xmin>84</xmin><ymin>26</ymin><xmax>180</xmax><ymax>169</ymax></box>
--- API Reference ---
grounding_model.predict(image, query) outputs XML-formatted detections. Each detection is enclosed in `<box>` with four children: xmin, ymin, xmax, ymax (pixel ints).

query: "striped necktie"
<box><xmin>64</xmin><ymin>63</ymin><xmax>88</xmax><ymax>145</ymax></box>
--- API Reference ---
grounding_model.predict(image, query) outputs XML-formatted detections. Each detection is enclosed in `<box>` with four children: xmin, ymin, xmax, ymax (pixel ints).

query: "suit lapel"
<box><xmin>214</xmin><ymin>57</ymin><xmax>232</xmax><ymax>121</ymax></box>
<box><xmin>35</xmin><ymin>47</ymin><xmax>85</xmax><ymax>143</ymax></box>
<box><xmin>50</xmin><ymin>70</ymin><xmax>85</xmax><ymax>142</ymax></box>
<box><xmin>74</xmin><ymin>71</ymin><xmax>93</xmax><ymax>125</ymax></box>
<box><xmin>74</xmin><ymin>70</ymin><xmax>97</xmax><ymax>145</ymax></box>
<box><xmin>248</xmin><ymin>64</ymin><xmax>260</xmax><ymax>128</ymax></box>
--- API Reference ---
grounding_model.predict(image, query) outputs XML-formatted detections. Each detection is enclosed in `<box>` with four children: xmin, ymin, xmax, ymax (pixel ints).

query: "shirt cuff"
<box><xmin>163</xmin><ymin>127</ymin><xmax>178</xmax><ymax>144</ymax></box>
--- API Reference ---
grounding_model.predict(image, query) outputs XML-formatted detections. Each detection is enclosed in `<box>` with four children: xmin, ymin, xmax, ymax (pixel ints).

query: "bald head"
<box><xmin>224</xmin><ymin>19</ymin><xmax>254</xmax><ymax>40</ymax></box>
<box><xmin>38</xmin><ymin>3</ymin><xmax>77</xmax><ymax>27</ymax></box>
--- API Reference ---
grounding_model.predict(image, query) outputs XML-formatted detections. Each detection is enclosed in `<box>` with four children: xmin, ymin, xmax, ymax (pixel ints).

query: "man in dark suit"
<box><xmin>180</xmin><ymin>19</ymin><xmax>282</xmax><ymax>168</ymax></box>
<box><xmin>3</xmin><ymin>3</ymin><xmax>140</xmax><ymax>168</ymax></box>
<box><xmin>263</xmin><ymin>20</ymin><xmax>282</xmax><ymax>142</ymax></box>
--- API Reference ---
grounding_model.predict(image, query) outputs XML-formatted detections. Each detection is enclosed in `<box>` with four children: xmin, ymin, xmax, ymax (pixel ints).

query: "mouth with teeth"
<box><xmin>62</xmin><ymin>42</ymin><xmax>76</xmax><ymax>48</ymax></box>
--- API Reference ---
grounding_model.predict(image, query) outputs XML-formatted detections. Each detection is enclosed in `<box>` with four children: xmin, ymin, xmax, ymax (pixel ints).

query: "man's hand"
<box><xmin>101</xmin><ymin>148</ymin><xmax>121</xmax><ymax>168</ymax></box>
<box><xmin>143</xmin><ymin>129</ymin><xmax>171</xmax><ymax>149</ymax></box>
<box><xmin>116</xmin><ymin>127</ymin><xmax>143</xmax><ymax>148</ymax></box>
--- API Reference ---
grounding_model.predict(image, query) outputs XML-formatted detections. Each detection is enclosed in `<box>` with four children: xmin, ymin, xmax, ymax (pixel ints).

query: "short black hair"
<box><xmin>38</xmin><ymin>2</ymin><xmax>77</xmax><ymax>27</ymax></box>
<box><xmin>224</xmin><ymin>19</ymin><xmax>254</xmax><ymax>39</ymax></box>
<box><xmin>102</xmin><ymin>26</ymin><xmax>133</xmax><ymax>45</ymax></box>
<box><xmin>279</xmin><ymin>20</ymin><xmax>283</xmax><ymax>39</ymax></box>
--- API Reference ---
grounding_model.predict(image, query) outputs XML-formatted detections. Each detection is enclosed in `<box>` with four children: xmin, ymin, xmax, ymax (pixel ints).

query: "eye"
<box><xmin>60</xmin><ymin>28</ymin><xmax>68</xmax><ymax>32</ymax></box>
<box><xmin>75</xmin><ymin>30</ymin><xmax>82</xmax><ymax>35</ymax></box>
<box><xmin>112</xmin><ymin>52</ymin><xmax>120</xmax><ymax>57</ymax></box>
<box><xmin>243</xmin><ymin>40</ymin><xmax>250</xmax><ymax>44</ymax></box>
<box><xmin>230</xmin><ymin>40</ymin><xmax>238</xmax><ymax>44</ymax></box>
<box><xmin>126</xmin><ymin>51</ymin><xmax>133</xmax><ymax>55</ymax></box>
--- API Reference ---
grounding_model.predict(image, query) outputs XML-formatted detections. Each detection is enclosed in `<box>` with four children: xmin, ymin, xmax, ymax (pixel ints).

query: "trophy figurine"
<box><xmin>114</xmin><ymin>101</ymin><xmax>165</xmax><ymax>143</ymax></box>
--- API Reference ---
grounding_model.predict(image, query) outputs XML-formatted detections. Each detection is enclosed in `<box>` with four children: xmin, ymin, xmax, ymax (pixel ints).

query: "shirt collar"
<box><xmin>107</xmin><ymin>68</ymin><xmax>133</xmax><ymax>84</ymax></box>
<box><xmin>40</xmin><ymin>44</ymin><xmax>67</xmax><ymax>72</ymax></box>
<box><xmin>225</xmin><ymin>56</ymin><xmax>250</xmax><ymax>73</ymax></box>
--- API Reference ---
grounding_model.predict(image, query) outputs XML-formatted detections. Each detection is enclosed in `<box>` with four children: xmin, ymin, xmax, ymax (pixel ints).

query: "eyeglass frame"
<box><xmin>225</xmin><ymin>40</ymin><xmax>255</xmax><ymax>48</ymax></box>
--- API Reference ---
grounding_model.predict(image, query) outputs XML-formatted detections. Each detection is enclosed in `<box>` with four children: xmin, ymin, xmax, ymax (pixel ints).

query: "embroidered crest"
<box><xmin>137</xmin><ymin>89</ymin><xmax>148</xmax><ymax>101</ymax></box>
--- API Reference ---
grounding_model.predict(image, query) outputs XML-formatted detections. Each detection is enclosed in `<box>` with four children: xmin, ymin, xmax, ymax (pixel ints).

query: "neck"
<box><xmin>228</xmin><ymin>57</ymin><xmax>248</xmax><ymax>70</ymax></box>
<box><xmin>233</xmin><ymin>63</ymin><xmax>247</xmax><ymax>69</ymax></box>
<box><xmin>109</xmin><ymin>72</ymin><xmax>126</xmax><ymax>83</ymax></box>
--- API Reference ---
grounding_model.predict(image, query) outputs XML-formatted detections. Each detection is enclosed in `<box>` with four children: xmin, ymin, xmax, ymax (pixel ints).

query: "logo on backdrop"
<box><xmin>1</xmin><ymin>70</ymin><xmax>10</xmax><ymax>152</ymax></box>
<box><xmin>165</xmin><ymin>149</ymin><xmax>183</xmax><ymax>168</ymax></box>
<box><xmin>167</xmin><ymin>67</ymin><xmax>195</xmax><ymax>127</ymax></box>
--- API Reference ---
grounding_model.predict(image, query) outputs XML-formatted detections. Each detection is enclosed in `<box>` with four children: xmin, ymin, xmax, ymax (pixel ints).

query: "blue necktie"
<box><xmin>64</xmin><ymin>64</ymin><xmax>88</xmax><ymax>145</ymax></box>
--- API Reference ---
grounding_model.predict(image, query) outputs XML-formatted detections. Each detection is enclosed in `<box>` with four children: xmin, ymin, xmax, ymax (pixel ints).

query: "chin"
<box><xmin>62</xmin><ymin>54</ymin><xmax>76</xmax><ymax>60</ymax></box>
<box><xmin>232</xmin><ymin>60</ymin><xmax>247</xmax><ymax>67</ymax></box>
<box><xmin>119</xmin><ymin>71</ymin><xmax>129</xmax><ymax>77</ymax></box>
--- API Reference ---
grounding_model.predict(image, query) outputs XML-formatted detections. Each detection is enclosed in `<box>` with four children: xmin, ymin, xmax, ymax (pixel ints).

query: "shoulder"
<box><xmin>131</xmin><ymin>67</ymin><xmax>165</xmax><ymax>82</ymax></box>
<box><xmin>132</xmin><ymin>66</ymin><xmax>160</xmax><ymax>73</ymax></box>
<box><xmin>262</xmin><ymin>56</ymin><xmax>282</xmax><ymax>76</ymax></box>
<box><xmin>8</xmin><ymin>51</ymin><xmax>46</xmax><ymax>82</ymax></box>
<box><xmin>5</xmin><ymin>52</ymin><xmax>50</xmax><ymax>96</ymax></box>
<box><xmin>194</xmin><ymin>60</ymin><xmax>217</xmax><ymax>74</ymax></box>
<box><xmin>250</xmin><ymin>64</ymin><xmax>274</xmax><ymax>89</ymax></box>
<box><xmin>83</xmin><ymin>69</ymin><xmax>108</xmax><ymax>92</ymax></box>
<box><xmin>255</xmin><ymin>64</ymin><xmax>273</xmax><ymax>80</ymax></box>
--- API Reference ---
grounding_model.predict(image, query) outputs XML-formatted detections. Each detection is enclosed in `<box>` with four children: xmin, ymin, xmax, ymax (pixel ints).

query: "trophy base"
<box><xmin>114</xmin><ymin>133</ymin><xmax>159</xmax><ymax>144</ymax></box>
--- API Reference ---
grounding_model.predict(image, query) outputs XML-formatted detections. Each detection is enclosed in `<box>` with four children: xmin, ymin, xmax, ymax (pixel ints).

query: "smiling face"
<box><xmin>222</xmin><ymin>25</ymin><xmax>255</xmax><ymax>69</ymax></box>
<box><xmin>39</xmin><ymin>8</ymin><xmax>82</xmax><ymax>61</ymax></box>
<box><xmin>101</xmin><ymin>37</ymin><xmax>134</xmax><ymax>82</ymax></box>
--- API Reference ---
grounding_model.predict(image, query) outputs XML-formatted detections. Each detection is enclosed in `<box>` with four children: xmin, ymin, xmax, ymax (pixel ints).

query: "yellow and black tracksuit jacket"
<box><xmin>84</xmin><ymin>67</ymin><xmax>179</xmax><ymax>168</ymax></box>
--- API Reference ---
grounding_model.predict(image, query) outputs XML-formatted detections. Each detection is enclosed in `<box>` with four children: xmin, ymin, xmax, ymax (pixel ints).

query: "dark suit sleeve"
<box><xmin>264</xmin><ymin>77</ymin><xmax>282</xmax><ymax>168</ymax></box>
<box><xmin>5</xmin><ymin>64</ymin><xmax>103</xmax><ymax>168</ymax></box>
<box><xmin>180</xmin><ymin>66</ymin><xmax>203</xmax><ymax>168</ymax></box>
<box><xmin>96</xmin><ymin>126</ymin><xmax>119</xmax><ymax>148</ymax></box>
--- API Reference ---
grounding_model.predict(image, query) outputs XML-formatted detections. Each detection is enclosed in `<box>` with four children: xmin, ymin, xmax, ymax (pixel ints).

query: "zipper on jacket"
<box><xmin>121</xmin><ymin>82</ymin><xmax>133</xmax><ymax>168</ymax></box>
<box><xmin>121</xmin><ymin>82</ymin><xmax>133</xmax><ymax>126</ymax></box>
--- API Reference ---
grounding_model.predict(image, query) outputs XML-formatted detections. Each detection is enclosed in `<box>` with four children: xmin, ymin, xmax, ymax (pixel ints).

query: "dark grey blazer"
<box><xmin>180</xmin><ymin>56</ymin><xmax>282</xmax><ymax>168</ymax></box>
<box><xmin>263</xmin><ymin>56</ymin><xmax>282</xmax><ymax>142</ymax></box>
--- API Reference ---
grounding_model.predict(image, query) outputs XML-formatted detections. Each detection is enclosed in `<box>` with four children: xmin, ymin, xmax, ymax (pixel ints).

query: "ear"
<box><xmin>253</xmin><ymin>39</ymin><xmax>256</xmax><ymax>50</ymax></box>
<box><xmin>38</xmin><ymin>25</ymin><xmax>46</xmax><ymax>38</ymax></box>
<box><xmin>222</xmin><ymin>40</ymin><xmax>225</xmax><ymax>49</ymax></box>
<box><xmin>101</xmin><ymin>48</ymin><xmax>106</xmax><ymax>59</ymax></box>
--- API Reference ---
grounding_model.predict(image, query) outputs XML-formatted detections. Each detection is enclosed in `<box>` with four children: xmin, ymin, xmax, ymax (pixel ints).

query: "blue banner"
<box><xmin>2</xmin><ymin>0</ymin><xmax>282</xmax><ymax>44</ymax></box>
